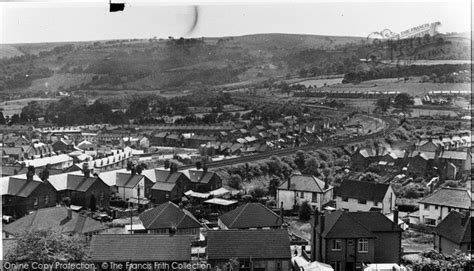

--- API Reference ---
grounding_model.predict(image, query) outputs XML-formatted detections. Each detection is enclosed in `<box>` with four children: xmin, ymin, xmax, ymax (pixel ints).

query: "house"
<box><xmin>138</xmin><ymin>201</ymin><xmax>201</xmax><ymax>237</ymax></box>
<box><xmin>22</xmin><ymin>154</ymin><xmax>74</xmax><ymax>170</ymax></box>
<box><xmin>335</xmin><ymin>180</ymin><xmax>396</xmax><ymax>214</ymax></box>
<box><xmin>145</xmin><ymin>168</ymin><xmax>193</xmax><ymax>204</ymax></box>
<box><xmin>417</xmin><ymin>187</ymin><xmax>471</xmax><ymax>226</ymax></box>
<box><xmin>277</xmin><ymin>174</ymin><xmax>334</xmax><ymax>211</ymax></box>
<box><xmin>185</xmin><ymin>168</ymin><xmax>223</xmax><ymax>192</ymax></box>
<box><xmin>99</xmin><ymin>169</ymin><xmax>153</xmax><ymax>206</ymax></box>
<box><xmin>3</xmin><ymin>206</ymin><xmax>106</xmax><ymax>238</ymax></box>
<box><xmin>407</xmin><ymin>152</ymin><xmax>436</xmax><ymax>177</ymax></box>
<box><xmin>439</xmin><ymin>150</ymin><xmax>471</xmax><ymax>174</ymax></box>
<box><xmin>3</xmin><ymin>135</ymin><xmax>30</xmax><ymax>147</ymax></box>
<box><xmin>312</xmin><ymin>210</ymin><xmax>402</xmax><ymax>271</ymax></box>
<box><xmin>415</xmin><ymin>139</ymin><xmax>444</xmax><ymax>152</ymax></box>
<box><xmin>89</xmin><ymin>234</ymin><xmax>192</xmax><ymax>268</ymax></box>
<box><xmin>434</xmin><ymin>211</ymin><xmax>471</xmax><ymax>254</ymax></box>
<box><xmin>47</xmin><ymin>170</ymin><xmax>110</xmax><ymax>210</ymax></box>
<box><xmin>52</xmin><ymin>138</ymin><xmax>75</xmax><ymax>154</ymax></box>
<box><xmin>206</xmin><ymin>229</ymin><xmax>292</xmax><ymax>271</ymax></box>
<box><xmin>1</xmin><ymin>167</ymin><xmax>57</xmax><ymax>218</ymax></box>
<box><xmin>350</xmin><ymin>148</ymin><xmax>381</xmax><ymax>171</ymax></box>
<box><xmin>218</xmin><ymin>202</ymin><xmax>285</xmax><ymax>230</ymax></box>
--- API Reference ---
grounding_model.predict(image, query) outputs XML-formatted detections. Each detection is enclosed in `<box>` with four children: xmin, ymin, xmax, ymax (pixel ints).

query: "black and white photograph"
<box><xmin>0</xmin><ymin>0</ymin><xmax>472</xmax><ymax>270</ymax></box>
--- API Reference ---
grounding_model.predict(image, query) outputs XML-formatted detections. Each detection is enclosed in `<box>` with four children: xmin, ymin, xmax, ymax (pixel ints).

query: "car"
<box><xmin>93</xmin><ymin>213</ymin><xmax>112</xmax><ymax>222</ymax></box>
<box><xmin>2</xmin><ymin>215</ymin><xmax>14</xmax><ymax>224</ymax></box>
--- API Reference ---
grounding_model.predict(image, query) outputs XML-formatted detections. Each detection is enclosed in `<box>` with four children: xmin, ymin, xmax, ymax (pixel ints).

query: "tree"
<box><xmin>294</xmin><ymin>150</ymin><xmax>306</xmax><ymax>170</ymax></box>
<box><xmin>268</xmin><ymin>178</ymin><xmax>280</xmax><ymax>198</ymax></box>
<box><xmin>228</xmin><ymin>174</ymin><xmax>242</xmax><ymax>190</ymax></box>
<box><xmin>0</xmin><ymin>111</ymin><xmax>5</xmax><ymax>124</ymax></box>
<box><xmin>298</xmin><ymin>201</ymin><xmax>312</xmax><ymax>221</ymax></box>
<box><xmin>5</xmin><ymin>229</ymin><xmax>89</xmax><ymax>263</ymax></box>
<box><xmin>375</xmin><ymin>97</ymin><xmax>391</xmax><ymax>112</ymax></box>
<box><xmin>250</xmin><ymin>186</ymin><xmax>266</xmax><ymax>199</ymax></box>
<box><xmin>394</xmin><ymin>93</ymin><xmax>414</xmax><ymax>111</ymax></box>
<box><xmin>304</xmin><ymin>157</ymin><xmax>320</xmax><ymax>176</ymax></box>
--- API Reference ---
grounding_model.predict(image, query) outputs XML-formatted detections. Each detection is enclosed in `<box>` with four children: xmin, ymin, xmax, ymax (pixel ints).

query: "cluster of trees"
<box><xmin>221</xmin><ymin>148</ymin><xmax>351</xmax><ymax>195</ymax></box>
<box><xmin>286</xmin><ymin>49</ymin><xmax>360</xmax><ymax>76</ymax></box>
<box><xmin>19</xmin><ymin>91</ymin><xmax>238</xmax><ymax>126</ymax></box>
<box><xmin>343</xmin><ymin>64</ymin><xmax>470</xmax><ymax>84</ymax></box>
<box><xmin>0</xmin><ymin>65</ymin><xmax>53</xmax><ymax>90</ymax></box>
<box><xmin>402</xmin><ymin>249</ymin><xmax>469</xmax><ymax>270</ymax></box>
<box><xmin>5</xmin><ymin>229</ymin><xmax>89</xmax><ymax>263</ymax></box>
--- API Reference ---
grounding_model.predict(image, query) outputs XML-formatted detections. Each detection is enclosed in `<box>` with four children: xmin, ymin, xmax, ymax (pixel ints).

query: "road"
<box><xmin>180</xmin><ymin>115</ymin><xmax>398</xmax><ymax>170</ymax></box>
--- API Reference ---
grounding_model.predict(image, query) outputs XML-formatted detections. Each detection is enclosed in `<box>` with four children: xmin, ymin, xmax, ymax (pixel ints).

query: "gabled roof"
<box><xmin>435</xmin><ymin>211</ymin><xmax>471</xmax><ymax>244</ymax></box>
<box><xmin>219</xmin><ymin>203</ymin><xmax>283</xmax><ymax>229</ymax></box>
<box><xmin>90</xmin><ymin>234</ymin><xmax>192</xmax><ymax>262</ymax></box>
<box><xmin>3</xmin><ymin>206</ymin><xmax>106</xmax><ymax>236</ymax></box>
<box><xmin>1</xmin><ymin>174</ymin><xmax>44</xmax><ymax>197</ymax></box>
<box><xmin>419</xmin><ymin>187</ymin><xmax>471</xmax><ymax>209</ymax></box>
<box><xmin>206</xmin><ymin>229</ymin><xmax>291</xmax><ymax>260</ymax></box>
<box><xmin>47</xmin><ymin>172</ymin><xmax>107</xmax><ymax>192</ymax></box>
<box><xmin>440</xmin><ymin>151</ymin><xmax>470</xmax><ymax>160</ymax></box>
<box><xmin>318</xmin><ymin>210</ymin><xmax>375</xmax><ymax>239</ymax></box>
<box><xmin>349</xmin><ymin>212</ymin><xmax>402</xmax><ymax>232</ymax></box>
<box><xmin>139</xmin><ymin>202</ymin><xmax>201</xmax><ymax>230</ymax></box>
<box><xmin>336</xmin><ymin>180</ymin><xmax>390</xmax><ymax>202</ymax></box>
<box><xmin>278</xmin><ymin>174</ymin><xmax>332</xmax><ymax>193</ymax></box>
<box><xmin>116</xmin><ymin>172</ymin><xmax>144</xmax><ymax>188</ymax></box>
<box><xmin>187</xmin><ymin>169</ymin><xmax>217</xmax><ymax>184</ymax></box>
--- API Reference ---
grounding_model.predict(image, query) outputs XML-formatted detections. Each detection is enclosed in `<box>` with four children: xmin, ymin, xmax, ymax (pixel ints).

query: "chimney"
<box><xmin>393</xmin><ymin>208</ymin><xmax>399</xmax><ymax>229</ymax></box>
<box><xmin>287</xmin><ymin>176</ymin><xmax>291</xmax><ymax>190</ymax></box>
<box><xmin>131</xmin><ymin>167</ymin><xmax>136</xmax><ymax>175</ymax></box>
<box><xmin>430</xmin><ymin>182</ymin><xmax>434</xmax><ymax>193</ymax></box>
<box><xmin>324</xmin><ymin>178</ymin><xmax>329</xmax><ymax>190</ymax></box>
<box><xmin>280</xmin><ymin>202</ymin><xmax>284</xmax><ymax>223</ymax></box>
<box><xmin>311</xmin><ymin>208</ymin><xmax>319</xmax><ymax>261</ymax></box>
<box><xmin>26</xmin><ymin>166</ymin><xmax>35</xmax><ymax>182</ymax></box>
<box><xmin>67</xmin><ymin>208</ymin><xmax>72</xmax><ymax>219</ymax></box>
<box><xmin>202</xmin><ymin>165</ymin><xmax>208</xmax><ymax>173</ymax></box>
<box><xmin>319</xmin><ymin>212</ymin><xmax>325</xmax><ymax>262</ymax></box>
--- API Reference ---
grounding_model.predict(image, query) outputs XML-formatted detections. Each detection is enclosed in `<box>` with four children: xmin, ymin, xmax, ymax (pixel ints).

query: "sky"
<box><xmin>0</xmin><ymin>0</ymin><xmax>471</xmax><ymax>44</ymax></box>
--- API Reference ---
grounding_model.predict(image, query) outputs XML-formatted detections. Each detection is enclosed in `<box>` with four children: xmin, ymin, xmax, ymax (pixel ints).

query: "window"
<box><xmin>331</xmin><ymin>239</ymin><xmax>342</xmax><ymax>251</ymax></box>
<box><xmin>342</xmin><ymin>197</ymin><xmax>348</xmax><ymax>202</ymax></box>
<box><xmin>312</xmin><ymin>192</ymin><xmax>318</xmax><ymax>203</ymax></box>
<box><xmin>300</xmin><ymin>191</ymin><xmax>304</xmax><ymax>198</ymax></box>
<box><xmin>424</xmin><ymin>218</ymin><xmax>437</xmax><ymax>226</ymax></box>
<box><xmin>358</xmin><ymin>239</ymin><xmax>368</xmax><ymax>253</ymax></box>
<box><xmin>33</xmin><ymin>197</ymin><xmax>39</xmax><ymax>207</ymax></box>
<box><xmin>165</xmin><ymin>193</ymin><xmax>170</xmax><ymax>199</ymax></box>
<box><xmin>276</xmin><ymin>261</ymin><xmax>282</xmax><ymax>271</ymax></box>
<box><xmin>44</xmin><ymin>195</ymin><xmax>49</xmax><ymax>205</ymax></box>
<box><xmin>424</xmin><ymin>204</ymin><xmax>430</xmax><ymax>210</ymax></box>
<box><xmin>434</xmin><ymin>205</ymin><xmax>438</xmax><ymax>210</ymax></box>
<box><xmin>358</xmin><ymin>199</ymin><xmax>367</xmax><ymax>204</ymax></box>
<box><xmin>330</xmin><ymin>262</ymin><xmax>341</xmax><ymax>271</ymax></box>
<box><xmin>348</xmin><ymin>239</ymin><xmax>354</xmax><ymax>245</ymax></box>
<box><xmin>374</xmin><ymin>201</ymin><xmax>379</xmax><ymax>206</ymax></box>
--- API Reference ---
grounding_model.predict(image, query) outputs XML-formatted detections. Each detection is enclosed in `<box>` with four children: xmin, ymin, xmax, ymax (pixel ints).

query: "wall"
<box><xmin>418</xmin><ymin>203</ymin><xmax>469</xmax><ymax>226</ymax></box>
<box><xmin>373</xmin><ymin>232</ymin><xmax>401</xmax><ymax>263</ymax></box>
<box><xmin>435</xmin><ymin>235</ymin><xmax>461</xmax><ymax>255</ymax></box>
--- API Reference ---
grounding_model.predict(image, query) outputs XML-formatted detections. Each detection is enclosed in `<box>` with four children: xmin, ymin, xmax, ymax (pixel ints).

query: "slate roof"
<box><xmin>419</xmin><ymin>187</ymin><xmax>471</xmax><ymax>209</ymax></box>
<box><xmin>116</xmin><ymin>172</ymin><xmax>144</xmax><ymax>188</ymax></box>
<box><xmin>440</xmin><ymin>151</ymin><xmax>470</xmax><ymax>160</ymax></box>
<box><xmin>219</xmin><ymin>203</ymin><xmax>283</xmax><ymax>229</ymax></box>
<box><xmin>319</xmin><ymin>210</ymin><xmax>375</xmax><ymax>239</ymax></box>
<box><xmin>187</xmin><ymin>169</ymin><xmax>216</xmax><ymax>184</ymax></box>
<box><xmin>206</xmin><ymin>229</ymin><xmax>291</xmax><ymax>260</ymax></box>
<box><xmin>1</xmin><ymin>174</ymin><xmax>44</xmax><ymax>197</ymax></box>
<box><xmin>278</xmin><ymin>174</ymin><xmax>332</xmax><ymax>193</ymax></box>
<box><xmin>139</xmin><ymin>202</ymin><xmax>201</xmax><ymax>230</ymax></box>
<box><xmin>435</xmin><ymin>211</ymin><xmax>471</xmax><ymax>244</ymax></box>
<box><xmin>48</xmin><ymin>172</ymin><xmax>104</xmax><ymax>192</ymax></box>
<box><xmin>336</xmin><ymin>180</ymin><xmax>390</xmax><ymax>202</ymax></box>
<box><xmin>90</xmin><ymin>234</ymin><xmax>192</xmax><ymax>262</ymax></box>
<box><xmin>3</xmin><ymin>206</ymin><xmax>106</xmax><ymax>236</ymax></box>
<box><xmin>349</xmin><ymin>212</ymin><xmax>402</xmax><ymax>232</ymax></box>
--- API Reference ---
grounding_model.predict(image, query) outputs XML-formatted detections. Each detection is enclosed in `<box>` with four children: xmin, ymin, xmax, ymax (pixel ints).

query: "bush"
<box><xmin>298</xmin><ymin>201</ymin><xmax>312</xmax><ymax>221</ymax></box>
<box><xmin>228</xmin><ymin>174</ymin><xmax>243</xmax><ymax>190</ymax></box>
<box><xmin>249</xmin><ymin>186</ymin><xmax>266</xmax><ymax>199</ymax></box>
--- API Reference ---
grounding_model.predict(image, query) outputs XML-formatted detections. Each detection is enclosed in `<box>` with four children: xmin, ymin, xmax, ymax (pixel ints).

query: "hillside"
<box><xmin>0</xmin><ymin>33</ymin><xmax>470</xmax><ymax>100</ymax></box>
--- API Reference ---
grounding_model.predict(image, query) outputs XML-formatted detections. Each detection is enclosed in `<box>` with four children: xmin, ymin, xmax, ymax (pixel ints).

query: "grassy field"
<box><xmin>323</xmin><ymin>77</ymin><xmax>470</xmax><ymax>96</ymax></box>
<box><xmin>0</xmin><ymin>98</ymin><xmax>57</xmax><ymax>116</ymax></box>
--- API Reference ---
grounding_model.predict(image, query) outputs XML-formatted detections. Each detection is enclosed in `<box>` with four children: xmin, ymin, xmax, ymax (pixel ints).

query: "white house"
<box><xmin>335</xmin><ymin>180</ymin><xmax>396</xmax><ymax>214</ymax></box>
<box><xmin>416</xmin><ymin>187</ymin><xmax>472</xmax><ymax>226</ymax></box>
<box><xmin>277</xmin><ymin>174</ymin><xmax>333</xmax><ymax>211</ymax></box>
